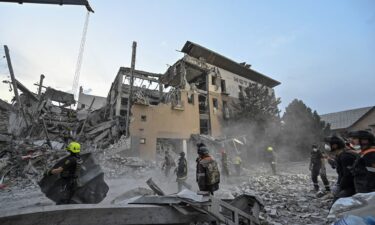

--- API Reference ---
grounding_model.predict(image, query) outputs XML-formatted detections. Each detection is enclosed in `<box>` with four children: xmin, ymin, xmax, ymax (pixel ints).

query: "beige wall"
<box><xmin>130</xmin><ymin>90</ymin><xmax>200</xmax><ymax>159</ymax></box>
<box><xmin>209</xmin><ymin>92</ymin><xmax>226</xmax><ymax>137</ymax></box>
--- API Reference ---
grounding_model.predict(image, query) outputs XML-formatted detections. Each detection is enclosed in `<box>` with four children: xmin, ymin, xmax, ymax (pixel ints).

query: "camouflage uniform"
<box><xmin>196</xmin><ymin>155</ymin><xmax>220</xmax><ymax>194</ymax></box>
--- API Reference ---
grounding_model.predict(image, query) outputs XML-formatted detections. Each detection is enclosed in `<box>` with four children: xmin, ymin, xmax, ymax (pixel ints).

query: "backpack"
<box><xmin>206</xmin><ymin>160</ymin><xmax>220</xmax><ymax>186</ymax></box>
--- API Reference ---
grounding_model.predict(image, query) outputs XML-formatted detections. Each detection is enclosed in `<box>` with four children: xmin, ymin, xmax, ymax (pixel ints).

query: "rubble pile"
<box><xmin>0</xmin><ymin>141</ymin><xmax>66</xmax><ymax>190</ymax></box>
<box><xmin>89</xmin><ymin>139</ymin><xmax>157</xmax><ymax>178</ymax></box>
<box><xmin>230</xmin><ymin>173</ymin><xmax>332</xmax><ymax>225</ymax></box>
<box><xmin>77</xmin><ymin>106</ymin><xmax>124</xmax><ymax>149</ymax></box>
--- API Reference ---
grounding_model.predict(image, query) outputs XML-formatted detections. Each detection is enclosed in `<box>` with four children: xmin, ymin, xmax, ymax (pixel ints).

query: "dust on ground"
<box><xmin>0</xmin><ymin>154</ymin><xmax>336</xmax><ymax>225</ymax></box>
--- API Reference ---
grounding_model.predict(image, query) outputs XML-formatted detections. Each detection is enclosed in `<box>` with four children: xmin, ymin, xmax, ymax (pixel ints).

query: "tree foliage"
<box><xmin>281</xmin><ymin>99</ymin><xmax>331</xmax><ymax>159</ymax></box>
<box><xmin>232</xmin><ymin>82</ymin><xmax>281</xmax><ymax>126</ymax></box>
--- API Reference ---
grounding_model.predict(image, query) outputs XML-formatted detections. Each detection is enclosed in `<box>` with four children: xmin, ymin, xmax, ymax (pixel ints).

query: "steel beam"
<box><xmin>0</xmin><ymin>204</ymin><xmax>210</xmax><ymax>225</ymax></box>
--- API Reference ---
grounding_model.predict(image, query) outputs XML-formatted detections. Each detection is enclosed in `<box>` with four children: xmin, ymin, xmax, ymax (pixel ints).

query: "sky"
<box><xmin>0</xmin><ymin>0</ymin><xmax>374</xmax><ymax>115</ymax></box>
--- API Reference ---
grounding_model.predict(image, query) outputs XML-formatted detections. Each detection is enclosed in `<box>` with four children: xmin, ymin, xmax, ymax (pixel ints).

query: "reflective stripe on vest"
<box><xmin>366</xmin><ymin>167</ymin><xmax>375</xmax><ymax>173</ymax></box>
<box><xmin>360</xmin><ymin>149</ymin><xmax>375</xmax><ymax>156</ymax></box>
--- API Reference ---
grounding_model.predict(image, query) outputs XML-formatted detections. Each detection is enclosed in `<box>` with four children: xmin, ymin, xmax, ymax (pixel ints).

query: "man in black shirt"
<box><xmin>327</xmin><ymin>136</ymin><xmax>356</xmax><ymax>202</ymax></box>
<box><xmin>309</xmin><ymin>144</ymin><xmax>330</xmax><ymax>192</ymax></box>
<box><xmin>48</xmin><ymin>141</ymin><xmax>82</xmax><ymax>204</ymax></box>
<box><xmin>175</xmin><ymin>152</ymin><xmax>191</xmax><ymax>192</ymax></box>
<box><xmin>351</xmin><ymin>130</ymin><xmax>375</xmax><ymax>193</ymax></box>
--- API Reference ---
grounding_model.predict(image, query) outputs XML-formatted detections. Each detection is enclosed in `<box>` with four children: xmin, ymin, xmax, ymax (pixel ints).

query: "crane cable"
<box><xmin>72</xmin><ymin>11</ymin><xmax>90</xmax><ymax>100</ymax></box>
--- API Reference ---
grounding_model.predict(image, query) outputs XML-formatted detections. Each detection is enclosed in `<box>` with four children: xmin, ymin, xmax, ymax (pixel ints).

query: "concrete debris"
<box><xmin>90</xmin><ymin>142</ymin><xmax>156</xmax><ymax>178</ymax></box>
<box><xmin>0</xmin><ymin>141</ymin><xmax>66</xmax><ymax>191</ymax></box>
<box><xmin>229</xmin><ymin>172</ymin><xmax>332</xmax><ymax>225</ymax></box>
<box><xmin>111</xmin><ymin>187</ymin><xmax>154</xmax><ymax>205</ymax></box>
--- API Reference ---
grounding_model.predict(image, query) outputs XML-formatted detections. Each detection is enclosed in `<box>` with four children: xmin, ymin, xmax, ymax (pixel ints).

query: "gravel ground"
<box><xmin>0</xmin><ymin>159</ymin><xmax>337</xmax><ymax>225</ymax></box>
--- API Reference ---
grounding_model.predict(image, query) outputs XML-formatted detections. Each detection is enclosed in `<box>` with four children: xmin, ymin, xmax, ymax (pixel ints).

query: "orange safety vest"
<box><xmin>360</xmin><ymin>148</ymin><xmax>375</xmax><ymax>156</ymax></box>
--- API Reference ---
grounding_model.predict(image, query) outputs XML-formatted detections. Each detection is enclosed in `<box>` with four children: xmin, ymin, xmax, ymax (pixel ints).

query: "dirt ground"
<box><xmin>0</xmin><ymin>160</ymin><xmax>337</xmax><ymax>225</ymax></box>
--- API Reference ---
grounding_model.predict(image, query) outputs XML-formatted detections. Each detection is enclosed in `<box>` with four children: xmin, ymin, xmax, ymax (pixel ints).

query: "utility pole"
<box><xmin>4</xmin><ymin>45</ymin><xmax>22</xmax><ymax>112</ymax></box>
<box><xmin>125</xmin><ymin>42</ymin><xmax>137</xmax><ymax>137</ymax></box>
<box><xmin>4</xmin><ymin>45</ymin><xmax>29</xmax><ymax>127</ymax></box>
<box><xmin>37</xmin><ymin>74</ymin><xmax>45</xmax><ymax>98</ymax></box>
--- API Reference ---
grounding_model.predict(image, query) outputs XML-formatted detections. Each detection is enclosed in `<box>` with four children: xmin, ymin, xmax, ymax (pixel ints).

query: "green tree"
<box><xmin>232</xmin><ymin>82</ymin><xmax>281</xmax><ymax>127</ymax></box>
<box><xmin>227</xmin><ymin>83</ymin><xmax>281</xmax><ymax>161</ymax></box>
<box><xmin>281</xmin><ymin>99</ymin><xmax>330</xmax><ymax>160</ymax></box>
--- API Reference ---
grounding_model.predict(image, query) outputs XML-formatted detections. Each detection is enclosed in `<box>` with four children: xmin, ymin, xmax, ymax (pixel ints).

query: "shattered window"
<box><xmin>188</xmin><ymin>93</ymin><xmax>194</xmax><ymax>104</ymax></box>
<box><xmin>199</xmin><ymin>119</ymin><xmax>209</xmax><ymax>135</ymax></box>
<box><xmin>211</xmin><ymin>75</ymin><xmax>217</xmax><ymax>85</ymax></box>
<box><xmin>239</xmin><ymin>85</ymin><xmax>243</xmax><ymax>97</ymax></box>
<box><xmin>141</xmin><ymin>115</ymin><xmax>147</xmax><ymax>121</ymax></box>
<box><xmin>221</xmin><ymin>80</ymin><xmax>226</xmax><ymax>93</ymax></box>
<box><xmin>121</xmin><ymin>97</ymin><xmax>128</xmax><ymax>105</ymax></box>
<box><xmin>223</xmin><ymin>101</ymin><xmax>230</xmax><ymax>119</ymax></box>
<box><xmin>120</xmin><ymin>110</ymin><xmax>126</xmax><ymax>116</ymax></box>
<box><xmin>213</xmin><ymin>98</ymin><xmax>218</xmax><ymax>109</ymax></box>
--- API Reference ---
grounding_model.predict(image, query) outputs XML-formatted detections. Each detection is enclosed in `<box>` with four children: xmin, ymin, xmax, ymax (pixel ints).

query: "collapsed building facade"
<box><xmin>107</xmin><ymin>41</ymin><xmax>281</xmax><ymax>159</ymax></box>
<box><xmin>0</xmin><ymin>41</ymin><xmax>280</xmax><ymax>160</ymax></box>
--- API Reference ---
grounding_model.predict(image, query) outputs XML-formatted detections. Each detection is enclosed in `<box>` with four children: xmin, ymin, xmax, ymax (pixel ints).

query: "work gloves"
<box><xmin>44</xmin><ymin>169</ymin><xmax>52</xmax><ymax>176</ymax></box>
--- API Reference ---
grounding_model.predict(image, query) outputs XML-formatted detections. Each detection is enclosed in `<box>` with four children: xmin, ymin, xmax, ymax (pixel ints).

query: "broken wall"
<box><xmin>130</xmin><ymin>89</ymin><xmax>200</xmax><ymax>159</ymax></box>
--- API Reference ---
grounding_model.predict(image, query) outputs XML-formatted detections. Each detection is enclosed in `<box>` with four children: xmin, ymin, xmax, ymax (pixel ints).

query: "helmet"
<box><xmin>66</xmin><ymin>141</ymin><xmax>80</xmax><ymax>153</ymax></box>
<box><xmin>356</xmin><ymin>130</ymin><xmax>375</xmax><ymax>145</ymax></box>
<box><xmin>329</xmin><ymin>136</ymin><xmax>345</xmax><ymax>150</ymax></box>
<box><xmin>179</xmin><ymin>152</ymin><xmax>185</xmax><ymax>157</ymax></box>
<box><xmin>197</xmin><ymin>144</ymin><xmax>209</xmax><ymax>155</ymax></box>
<box><xmin>312</xmin><ymin>144</ymin><xmax>318</xmax><ymax>148</ymax></box>
<box><xmin>267</xmin><ymin>146</ymin><xmax>273</xmax><ymax>151</ymax></box>
<box><xmin>347</xmin><ymin>131</ymin><xmax>360</xmax><ymax>139</ymax></box>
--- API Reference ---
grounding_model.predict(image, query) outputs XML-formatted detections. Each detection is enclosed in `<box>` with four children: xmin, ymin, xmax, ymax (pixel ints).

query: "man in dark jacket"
<box><xmin>196</xmin><ymin>143</ymin><xmax>220</xmax><ymax>195</ymax></box>
<box><xmin>162</xmin><ymin>151</ymin><xmax>175</xmax><ymax>177</ymax></box>
<box><xmin>175</xmin><ymin>152</ymin><xmax>191</xmax><ymax>192</ymax></box>
<box><xmin>327</xmin><ymin>136</ymin><xmax>357</xmax><ymax>202</ymax></box>
<box><xmin>47</xmin><ymin>141</ymin><xmax>82</xmax><ymax>204</ymax></box>
<box><xmin>309</xmin><ymin>144</ymin><xmax>330</xmax><ymax>192</ymax></box>
<box><xmin>221</xmin><ymin>150</ymin><xmax>230</xmax><ymax>177</ymax></box>
<box><xmin>352</xmin><ymin>130</ymin><xmax>375</xmax><ymax>193</ymax></box>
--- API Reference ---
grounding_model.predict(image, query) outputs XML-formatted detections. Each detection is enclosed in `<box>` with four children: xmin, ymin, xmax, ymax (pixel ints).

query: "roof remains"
<box><xmin>181</xmin><ymin>41</ymin><xmax>281</xmax><ymax>88</ymax></box>
<box><xmin>0</xmin><ymin>0</ymin><xmax>94</xmax><ymax>12</ymax></box>
<box><xmin>320</xmin><ymin>106</ymin><xmax>374</xmax><ymax>130</ymax></box>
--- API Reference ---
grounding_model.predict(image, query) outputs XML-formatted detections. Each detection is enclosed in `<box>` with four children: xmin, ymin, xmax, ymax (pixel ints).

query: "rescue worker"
<box><xmin>309</xmin><ymin>144</ymin><xmax>330</xmax><ymax>192</ymax></box>
<box><xmin>233</xmin><ymin>154</ymin><xmax>242</xmax><ymax>176</ymax></box>
<box><xmin>221</xmin><ymin>150</ymin><xmax>230</xmax><ymax>177</ymax></box>
<box><xmin>162</xmin><ymin>150</ymin><xmax>175</xmax><ymax>177</ymax></box>
<box><xmin>46</xmin><ymin>141</ymin><xmax>82</xmax><ymax>205</ymax></box>
<box><xmin>266</xmin><ymin>146</ymin><xmax>277</xmax><ymax>175</ymax></box>
<box><xmin>346</xmin><ymin>131</ymin><xmax>361</xmax><ymax>152</ymax></box>
<box><xmin>196</xmin><ymin>143</ymin><xmax>220</xmax><ymax>194</ymax></box>
<box><xmin>175</xmin><ymin>152</ymin><xmax>191</xmax><ymax>192</ymax></box>
<box><xmin>327</xmin><ymin>135</ymin><xmax>356</xmax><ymax>202</ymax></box>
<box><xmin>351</xmin><ymin>130</ymin><xmax>375</xmax><ymax>193</ymax></box>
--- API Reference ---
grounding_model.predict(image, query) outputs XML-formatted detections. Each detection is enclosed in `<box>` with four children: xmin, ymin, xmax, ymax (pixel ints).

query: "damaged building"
<box><xmin>107</xmin><ymin>41</ymin><xmax>281</xmax><ymax>159</ymax></box>
<box><xmin>77</xmin><ymin>86</ymin><xmax>106</xmax><ymax>110</ymax></box>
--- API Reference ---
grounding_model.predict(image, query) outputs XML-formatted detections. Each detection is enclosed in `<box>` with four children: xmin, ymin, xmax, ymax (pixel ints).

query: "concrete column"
<box><xmin>183</xmin><ymin>139</ymin><xmax>187</xmax><ymax>155</ymax></box>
